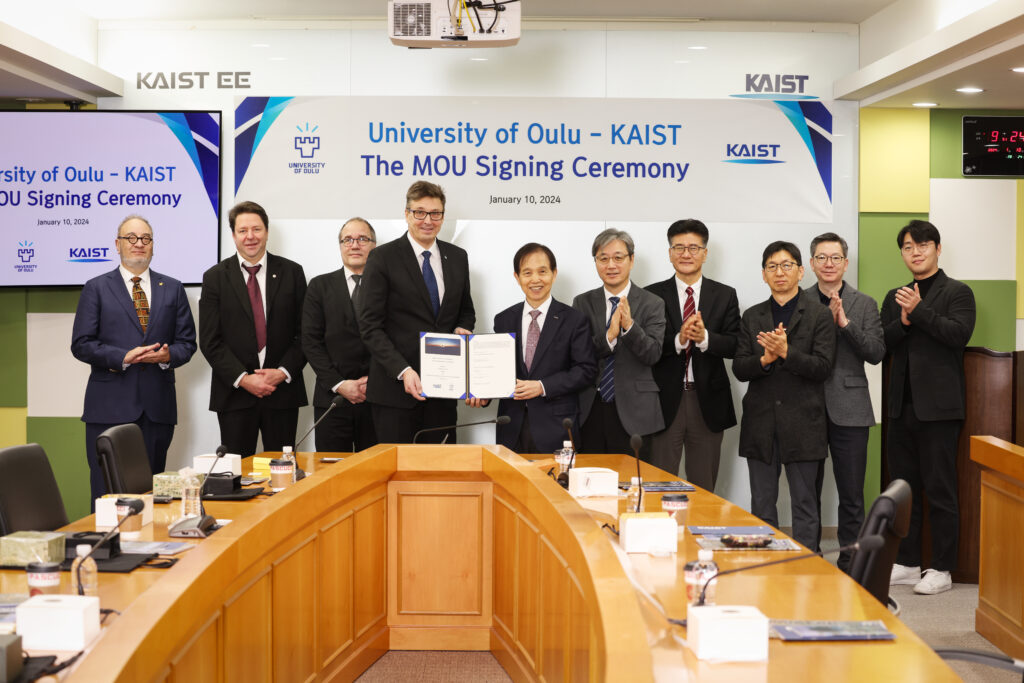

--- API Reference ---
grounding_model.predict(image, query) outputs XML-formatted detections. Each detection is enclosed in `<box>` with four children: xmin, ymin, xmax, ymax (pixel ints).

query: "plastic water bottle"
<box><xmin>555</xmin><ymin>440</ymin><xmax>573</xmax><ymax>475</ymax></box>
<box><xmin>625</xmin><ymin>476</ymin><xmax>642</xmax><ymax>510</ymax></box>
<box><xmin>181</xmin><ymin>470</ymin><xmax>202</xmax><ymax>519</ymax></box>
<box><xmin>685</xmin><ymin>549</ymin><xmax>719</xmax><ymax>606</ymax></box>
<box><xmin>282</xmin><ymin>446</ymin><xmax>297</xmax><ymax>483</ymax></box>
<box><xmin>71</xmin><ymin>544</ymin><xmax>98</xmax><ymax>596</ymax></box>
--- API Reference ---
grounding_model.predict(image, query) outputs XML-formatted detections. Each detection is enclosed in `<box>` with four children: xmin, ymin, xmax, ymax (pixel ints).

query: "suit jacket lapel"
<box><xmin>147</xmin><ymin>270</ymin><xmax>166</xmax><ymax>335</ymax></box>
<box><xmin>227</xmin><ymin>257</ymin><xmax>255</xmax><ymax>324</ymax></box>
<box><xmin>786</xmin><ymin>293</ymin><xmax>805</xmax><ymax>334</ymax></box>
<box><xmin>530</xmin><ymin>301</ymin><xmax>564</xmax><ymax>374</ymax></box>
<box><xmin>264</xmin><ymin>253</ymin><xmax>281</xmax><ymax>314</ymax></box>
<box><xmin>664</xmin><ymin>278</ymin><xmax>683</xmax><ymax>331</ymax></box>
<box><xmin>399</xmin><ymin>238</ymin><xmax>435</xmax><ymax>316</ymax></box>
<box><xmin>108</xmin><ymin>269</ymin><xmax>142</xmax><ymax>332</ymax></box>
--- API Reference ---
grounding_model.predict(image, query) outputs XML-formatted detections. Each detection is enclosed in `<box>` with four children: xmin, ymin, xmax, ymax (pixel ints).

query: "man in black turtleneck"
<box><xmin>882</xmin><ymin>220</ymin><xmax>975</xmax><ymax>596</ymax></box>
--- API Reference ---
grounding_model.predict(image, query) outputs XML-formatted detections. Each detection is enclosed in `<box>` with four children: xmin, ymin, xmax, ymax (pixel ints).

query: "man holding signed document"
<box><xmin>359</xmin><ymin>181</ymin><xmax>475</xmax><ymax>444</ymax></box>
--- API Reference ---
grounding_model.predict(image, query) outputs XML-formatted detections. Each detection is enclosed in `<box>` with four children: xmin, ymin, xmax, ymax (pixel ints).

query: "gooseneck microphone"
<box><xmin>294</xmin><ymin>395</ymin><xmax>346</xmax><ymax>451</ymax></box>
<box><xmin>199</xmin><ymin>444</ymin><xmax>228</xmax><ymax>514</ymax></box>
<box><xmin>412</xmin><ymin>415</ymin><xmax>511</xmax><ymax>444</ymax></box>
<box><xmin>630</xmin><ymin>433</ymin><xmax>643</xmax><ymax>513</ymax></box>
<box><xmin>555</xmin><ymin>417</ymin><xmax>578</xmax><ymax>488</ymax></box>
<box><xmin>76</xmin><ymin>497</ymin><xmax>145</xmax><ymax>595</ymax></box>
<box><xmin>695</xmin><ymin>534</ymin><xmax>886</xmax><ymax>606</ymax></box>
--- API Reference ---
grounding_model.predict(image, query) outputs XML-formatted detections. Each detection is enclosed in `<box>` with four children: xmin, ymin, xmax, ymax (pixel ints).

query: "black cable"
<box><xmin>488</xmin><ymin>9</ymin><xmax>499</xmax><ymax>33</ymax></box>
<box><xmin>601</xmin><ymin>522</ymin><xmax>619</xmax><ymax>537</ymax></box>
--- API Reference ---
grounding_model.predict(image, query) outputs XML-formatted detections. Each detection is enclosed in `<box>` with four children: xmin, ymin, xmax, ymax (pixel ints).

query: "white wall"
<box><xmin>58</xmin><ymin>20</ymin><xmax>859</xmax><ymax>522</ymax></box>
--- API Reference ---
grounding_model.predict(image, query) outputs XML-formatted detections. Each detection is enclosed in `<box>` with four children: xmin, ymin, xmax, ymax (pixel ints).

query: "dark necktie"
<box><xmin>598</xmin><ymin>296</ymin><xmax>620</xmax><ymax>402</ymax></box>
<box><xmin>243</xmin><ymin>264</ymin><xmax>267</xmax><ymax>353</ymax></box>
<box><xmin>351</xmin><ymin>273</ymin><xmax>363</xmax><ymax>315</ymax></box>
<box><xmin>683</xmin><ymin>286</ymin><xmax>695</xmax><ymax>378</ymax></box>
<box><xmin>131</xmin><ymin>276</ymin><xmax>149</xmax><ymax>333</ymax></box>
<box><xmin>524</xmin><ymin>309</ymin><xmax>541</xmax><ymax>372</ymax></box>
<box><xmin>422</xmin><ymin>250</ymin><xmax>441</xmax><ymax>317</ymax></box>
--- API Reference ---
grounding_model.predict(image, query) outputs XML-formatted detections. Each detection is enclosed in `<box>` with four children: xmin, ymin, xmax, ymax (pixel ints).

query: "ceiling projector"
<box><xmin>388</xmin><ymin>0</ymin><xmax>522</xmax><ymax>48</ymax></box>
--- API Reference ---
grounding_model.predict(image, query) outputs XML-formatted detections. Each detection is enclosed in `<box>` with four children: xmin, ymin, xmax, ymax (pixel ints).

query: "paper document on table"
<box><xmin>467</xmin><ymin>333</ymin><xmax>515</xmax><ymax>399</ymax></box>
<box><xmin>419</xmin><ymin>333</ymin><xmax>467</xmax><ymax>398</ymax></box>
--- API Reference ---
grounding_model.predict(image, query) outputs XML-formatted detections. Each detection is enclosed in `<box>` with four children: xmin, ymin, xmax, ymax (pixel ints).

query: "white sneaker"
<box><xmin>890</xmin><ymin>563</ymin><xmax>921</xmax><ymax>585</ymax></box>
<box><xmin>914</xmin><ymin>569</ymin><xmax>952</xmax><ymax>595</ymax></box>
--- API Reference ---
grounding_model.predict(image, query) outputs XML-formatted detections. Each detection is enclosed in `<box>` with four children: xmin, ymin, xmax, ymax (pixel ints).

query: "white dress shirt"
<box><xmin>520</xmin><ymin>296</ymin><xmax>552</xmax><ymax>396</ymax></box>
<box><xmin>673</xmin><ymin>274</ymin><xmax>709</xmax><ymax>383</ymax></box>
<box><xmin>603</xmin><ymin>281</ymin><xmax>632</xmax><ymax>351</ymax></box>
<box><xmin>234</xmin><ymin>252</ymin><xmax>291</xmax><ymax>386</ymax></box>
<box><xmin>407</xmin><ymin>231</ymin><xmax>445</xmax><ymax>303</ymax></box>
<box><xmin>119</xmin><ymin>266</ymin><xmax>168</xmax><ymax>370</ymax></box>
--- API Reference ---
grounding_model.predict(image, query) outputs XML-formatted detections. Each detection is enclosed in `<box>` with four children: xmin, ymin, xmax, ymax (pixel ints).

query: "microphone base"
<box><xmin>555</xmin><ymin>473</ymin><xmax>569</xmax><ymax>489</ymax></box>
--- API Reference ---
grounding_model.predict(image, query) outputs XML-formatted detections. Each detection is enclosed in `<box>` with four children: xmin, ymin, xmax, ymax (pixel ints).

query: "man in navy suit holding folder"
<box><xmin>72</xmin><ymin>215</ymin><xmax>197</xmax><ymax>502</ymax></box>
<box><xmin>490</xmin><ymin>243</ymin><xmax>596</xmax><ymax>453</ymax></box>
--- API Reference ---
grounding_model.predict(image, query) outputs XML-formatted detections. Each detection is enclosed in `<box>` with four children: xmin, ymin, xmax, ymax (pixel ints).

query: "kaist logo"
<box><xmin>723</xmin><ymin>143</ymin><xmax>783</xmax><ymax>165</ymax></box>
<box><xmin>731</xmin><ymin>74</ymin><xmax>816</xmax><ymax>100</ymax></box>
<box><xmin>68</xmin><ymin>247</ymin><xmax>112</xmax><ymax>263</ymax></box>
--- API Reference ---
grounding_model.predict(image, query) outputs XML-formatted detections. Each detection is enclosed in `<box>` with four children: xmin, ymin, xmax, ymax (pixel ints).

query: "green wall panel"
<box><xmin>930</xmin><ymin>108</ymin><xmax>1024</xmax><ymax>179</ymax></box>
<box><xmin>26</xmin><ymin>417</ymin><xmax>89</xmax><ymax>521</ymax></box>
<box><xmin>864</xmin><ymin>424</ymin><xmax>881</xmax><ymax>510</ymax></box>
<box><xmin>858</xmin><ymin>212</ymin><xmax>929</xmax><ymax>306</ymax></box>
<box><xmin>962</xmin><ymin>279</ymin><xmax>1016</xmax><ymax>352</ymax></box>
<box><xmin>0</xmin><ymin>290</ymin><xmax>27</xmax><ymax>407</ymax></box>
<box><xmin>26</xmin><ymin>287</ymin><xmax>81</xmax><ymax>313</ymax></box>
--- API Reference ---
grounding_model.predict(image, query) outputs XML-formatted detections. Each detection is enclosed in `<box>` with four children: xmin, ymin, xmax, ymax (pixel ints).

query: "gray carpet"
<box><xmin>355</xmin><ymin>651</ymin><xmax>511</xmax><ymax>682</ymax></box>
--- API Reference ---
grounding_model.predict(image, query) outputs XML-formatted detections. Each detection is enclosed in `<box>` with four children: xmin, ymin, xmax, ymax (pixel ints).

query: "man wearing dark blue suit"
<box><xmin>489</xmin><ymin>244</ymin><xmax>596</xmax><ymax>453</ymax></box>
<box><xmin>71</xmin><ymin>216</ymin><xmax>197</xmax><ymax>502</ymax></box>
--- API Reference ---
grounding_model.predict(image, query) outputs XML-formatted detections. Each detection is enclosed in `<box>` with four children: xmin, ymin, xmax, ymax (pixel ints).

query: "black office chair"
<box><xmin>95</xmin><ymin>424</ymin><xmax>153</xmax><ymax>494</ymax></box>
<box><xmin>847</xmin><ymin>478</ymin><xmax>911</xmax><ymax>610</ymax></box>
<box><xmin>0</xmin><ymin>443</ymin><xmax>70</xmax><ymax>535</ymax></box>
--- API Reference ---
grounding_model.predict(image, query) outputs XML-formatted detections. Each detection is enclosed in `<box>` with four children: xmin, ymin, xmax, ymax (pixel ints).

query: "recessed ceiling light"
<box><xmin>912</xmin><ymin>102</ymin><xmax>938</xmax><ymax>107</ymax></box>
<box><xmin>1012</xmin><ymin>67</ymin><xmax>1024</xmax><ymax>73</ymax></box>
<box><xmin>470</xmin><ymin>57</ymin><xmax>488</xmax><ymax>61</ymax></box>
<box><xmin>956</xmin><ymin>87</ymin><xmax>983</xmax><ymax>93</ymax></box>
<box><xmin>688</xmin><ymin>46</ymin><xmax>708</xmax><ymax>50</ymax></box>
<box><xmin>251</xmin><ymin>43</ymin><xmax>270</xmax><ymax>48</ymax></box>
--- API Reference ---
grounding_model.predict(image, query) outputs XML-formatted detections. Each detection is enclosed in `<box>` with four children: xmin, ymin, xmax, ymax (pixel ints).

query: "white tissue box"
<box><xmin>568</xmin><ymin>467</ymin><xmax>619</xmax><ymax>497</ymax></box>
<box><xmin>16</xmin><ymin>595</ymin><xmax>100</xmax><ymax>650</ymax></box>
<box><xmin>619</xmin><ymin>513</ymin><xmax>677</xmax><ymax>554</ymax></box>
<box><xmin>95</xmin><ymin>493</ymin><xmax>153</xmax><ymax>530</ymax></box>
<box><xmin>688</xmin><ymin>605</ymin><xmax>769</xmax><ymax>661</ymax></box>
<box><xmin>193</xmin><ymin>453</ymin><xmax>242</xmax><ymax>477</ymax></box>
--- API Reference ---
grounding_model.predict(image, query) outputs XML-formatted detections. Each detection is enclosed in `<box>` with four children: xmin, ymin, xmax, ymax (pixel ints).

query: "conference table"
<box><xmin>1</xmin><ymin>444</ymin><xmax>956</xmax><ymax>681</ymax></box>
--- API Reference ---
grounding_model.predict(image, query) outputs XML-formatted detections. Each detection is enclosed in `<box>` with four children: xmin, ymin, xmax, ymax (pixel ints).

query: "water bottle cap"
<box><xmin>76</xmin><ymin>544</ymin><xmax>91</xmax><ymax>557</ymax></box>
<box><xmin>563</xmin><ymin>441</ymin><xmax>572</xmax><ymax>449</ymax></box>
<box><xmin>698</xmin><ymin>549</ymin><xmax>714</xmax><ymax>562</ymax></box>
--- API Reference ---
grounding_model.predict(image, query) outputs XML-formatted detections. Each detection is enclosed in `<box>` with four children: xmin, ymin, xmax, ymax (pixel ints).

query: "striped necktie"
<box><xmin>598</xmin><ymin>296</ymin><xmax>620</xmax><ymax>402</ymax></box>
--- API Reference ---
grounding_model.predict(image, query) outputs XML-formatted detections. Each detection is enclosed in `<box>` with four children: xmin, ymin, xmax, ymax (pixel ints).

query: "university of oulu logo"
<box><xmin>295</xmin><ymin>122</ymin><xmax>320</xmax><ymax>159</ymax></box>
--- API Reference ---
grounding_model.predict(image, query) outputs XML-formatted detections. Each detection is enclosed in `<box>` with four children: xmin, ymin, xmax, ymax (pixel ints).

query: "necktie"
<box><xmin>351</xmin><ymin>273</ymin><xmax>363</xmax><ymax>315</ymax></box>
<box><xmin>524</xmin><ymin>309</ymin><xmax>541</xmax><ymax>372</ymax></box>
<box><xmin>598</xmin><ymin>296</ymin><xmax>620</xmax><ymax>402</ymax></box>
<box><xmin>683</xmin><ymin>286</ymin><xmax>695</xmax><ymax>379</ymax></box>
<box><xmin>422</xmin><ymin>250</ymin><xmax>441</xmax><ymax>317</ymax></box>
<box><xmin>243</xmin><ymin>264</ymin><xmax>267</xmax><ymax>353</ymax></box>
<box><xmin>131</xmin><ymin>276</ymin><xmax>149</xmax><ymax>333</ymax></box>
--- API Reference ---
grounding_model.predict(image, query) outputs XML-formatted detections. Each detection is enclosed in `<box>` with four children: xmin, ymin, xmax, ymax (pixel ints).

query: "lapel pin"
<box><xmin>158</xmin><ymin>282</ymin><xmax>164</xmax><ymax>286</ymax></box>
<box><xmin>272</xmin><ymin>274</ymin><xmax>277</xmax><ymax>278</ymax></box>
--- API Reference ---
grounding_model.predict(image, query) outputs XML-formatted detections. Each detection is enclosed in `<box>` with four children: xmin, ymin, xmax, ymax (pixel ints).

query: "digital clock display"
<box><xmin>963</xmin><ymin>116</ymin><xmax>1024</xmax><ymax>176</ymax></box>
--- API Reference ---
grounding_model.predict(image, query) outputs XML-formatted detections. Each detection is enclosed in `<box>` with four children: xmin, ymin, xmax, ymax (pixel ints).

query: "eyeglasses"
<box><xmin>118</xmin><ymin>234</ymin><xmax>153</xmax><ymax>245</ymax></box>
<box><xmin>764</xmin><ymin>261</ymin><xmax>798</xmax><ymax>273</ymax></box>
<box><xmin>340</xmin><ymin>236</ymin><xmax>376</xmax><ymax>246</ymax></box>
<box><xmin>901</xmin><ymin>241</ymin><xmax>934</xmax><ymax>254</ymax></box>
<box><xmin>670</xmin><ymin>244</ymin><xmax>706</xmax><ymax>256</ymax></box>
<box><xmin>407</xmin><ymin>209</ymin><xmax>445</xmax><ymax>221</ymax></box>
<box><xmin>813</xmin><ymin>254</ymin><xmax>846</xmax><ymax>265</ymax></box>
<box><xmin>595</xmin><ymin>254</ymin><xmax>631</xmax><ymax>266</ymax></box>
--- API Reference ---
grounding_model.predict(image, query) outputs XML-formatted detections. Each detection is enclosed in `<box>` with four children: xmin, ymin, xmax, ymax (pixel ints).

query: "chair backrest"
<box><xmin>848</xmin><ymin>478</ymin><xmax>912</xmax><ymax>605</ymax></box>
<box><xmin>0</xmin><ymin>443</ymin><xmax>70</xmax><ymax>535</ymax></box>
<box><xmin>95</xmin><ymin>424</ymin><xmax>153</xmax><ymax>494</ymax></box>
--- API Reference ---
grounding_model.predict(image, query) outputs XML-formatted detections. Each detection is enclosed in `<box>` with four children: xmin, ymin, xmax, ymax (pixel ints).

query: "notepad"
<box><xmin>770</xmin><ymin>620</ymin><xmax>895</xmax><ymax>641</ymax></box>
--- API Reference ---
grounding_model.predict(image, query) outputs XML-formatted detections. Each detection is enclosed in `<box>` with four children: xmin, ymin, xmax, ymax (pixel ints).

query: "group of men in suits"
<box><xmin>71</xmin><ymin>183</ymin><xmax>971</xmax><ymax>595</ymax></box>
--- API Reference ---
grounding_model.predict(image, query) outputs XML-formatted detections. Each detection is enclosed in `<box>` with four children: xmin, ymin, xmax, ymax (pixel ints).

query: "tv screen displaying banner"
<box><xmin>0</xmin><ymin>111</ymin><xmax>221</xmax><ymax>287</ymax></box>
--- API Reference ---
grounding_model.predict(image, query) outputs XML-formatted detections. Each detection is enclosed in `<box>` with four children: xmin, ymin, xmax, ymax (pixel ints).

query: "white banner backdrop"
<box><xmin>234</xmin><ymin>96</ymin><xmax>834</xmax><ymax>223</ymax></box>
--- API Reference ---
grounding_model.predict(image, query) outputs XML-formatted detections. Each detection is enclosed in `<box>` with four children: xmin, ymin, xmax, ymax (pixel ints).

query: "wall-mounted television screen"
<box><xmin>0</xmin><ymin>110</ymin><xmax>220</xmax><ymax>287</ymax></box>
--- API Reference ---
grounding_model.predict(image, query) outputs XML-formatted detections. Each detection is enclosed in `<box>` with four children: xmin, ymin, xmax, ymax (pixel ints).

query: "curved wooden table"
<box><xmin>2</xmin><ymin>446</ymin><xmax>957</xmax><ymax>681</ymax></box>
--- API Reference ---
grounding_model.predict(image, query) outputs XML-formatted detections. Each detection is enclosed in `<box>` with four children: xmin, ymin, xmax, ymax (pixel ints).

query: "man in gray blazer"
<box><xmin>807</xmin><ymin>232</ymin><xmax>885</xmax><ymax>572</ymax></box>
<box><xmin>574</xmin><ymin>229</ymin><xmax>666</xmax><ymax>455</ymax></box>
<box><xmin>733</xmin><ymin>241</ymin><xmax>835</xmax><ymax>551</ymax></box>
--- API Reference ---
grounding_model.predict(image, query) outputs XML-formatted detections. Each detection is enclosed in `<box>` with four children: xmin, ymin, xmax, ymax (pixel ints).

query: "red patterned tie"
<box><xmin>243</xmin><ymin>264</ymin><xmax>267</xmax><ymax>353</ymax></box>
<box><xmin>683</xmin><ymin>286</ymin><xmax>695</xmax><ymax>378</ymax></box>
<box><xmin>131</xmin><ymin>276</ymin><xmax>149</xmax><ymax>333</ymax></box>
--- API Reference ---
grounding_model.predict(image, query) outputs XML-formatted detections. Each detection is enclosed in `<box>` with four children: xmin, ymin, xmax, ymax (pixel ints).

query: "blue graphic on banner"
<box><xmin>774</xmin><ymin>101</ymin><xmax>832</xmax><ymax>201</ymax></box>
<box><xmin>731</xmin><ymin>93</ymin><xmax>818</xmax><ymax>101</ymax></box>
<box><xmin>234</xmin><ymin>97</ymin><xmax>295</xmax><ymax>194</ymax></box>
<box><xmin>156</xmin><ymin>113</ymin><xmax>220</xmax><ymax>215</ymax></box>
